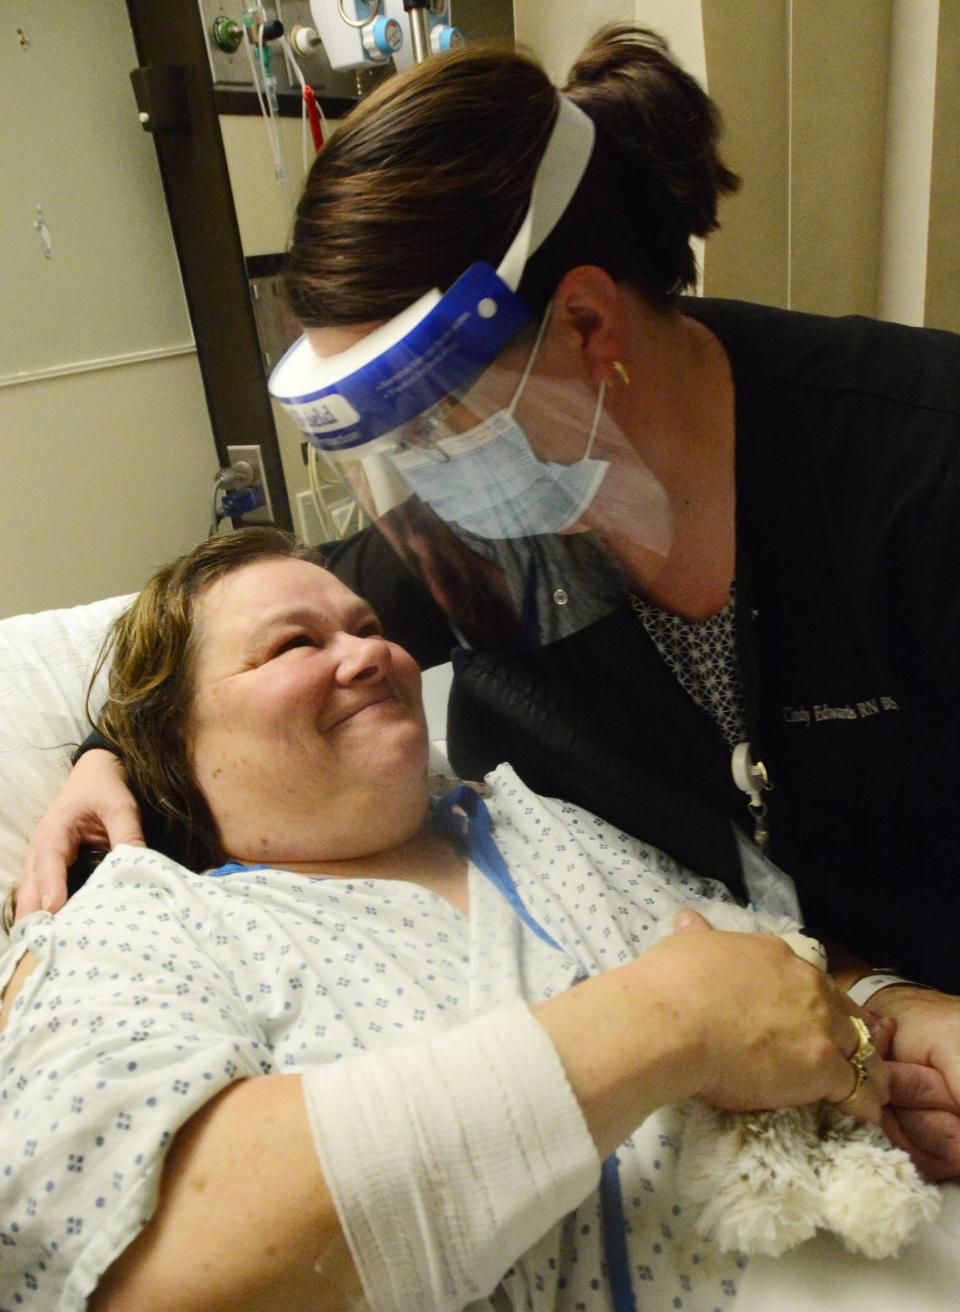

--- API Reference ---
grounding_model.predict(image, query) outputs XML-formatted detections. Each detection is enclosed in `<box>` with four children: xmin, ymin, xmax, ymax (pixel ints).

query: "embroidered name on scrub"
<box><xmin>781</xmin><ymin>695</ymin><xmax>900</xmax><ymax>725</ymax></box>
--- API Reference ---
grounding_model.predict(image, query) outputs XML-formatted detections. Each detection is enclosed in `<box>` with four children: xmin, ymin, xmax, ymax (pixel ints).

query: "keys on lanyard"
<box><xmin>731</xmin><ymin>741</ymin><xmax>772</xmax><ymax>850</ymax></box>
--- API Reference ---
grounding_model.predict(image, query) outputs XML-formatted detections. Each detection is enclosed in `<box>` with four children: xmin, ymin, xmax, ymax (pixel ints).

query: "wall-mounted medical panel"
<box><xmin>198</xmin><ymin>0</ymin><xmax>390</xmax><ymax>97</ymax></box>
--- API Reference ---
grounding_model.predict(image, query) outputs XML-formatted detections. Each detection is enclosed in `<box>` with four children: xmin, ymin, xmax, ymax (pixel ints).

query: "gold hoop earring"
<box><xmin>611</xmin><ymin>360</ymin><xmax>632</xmax><ymax>387</ymax></box>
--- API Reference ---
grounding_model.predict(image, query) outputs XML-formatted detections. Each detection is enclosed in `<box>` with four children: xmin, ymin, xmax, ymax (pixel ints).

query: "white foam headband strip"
<box><xmin>497</xmin><ymin>96</ymin><xmax>596</xmax><ymax>292</ymax></box>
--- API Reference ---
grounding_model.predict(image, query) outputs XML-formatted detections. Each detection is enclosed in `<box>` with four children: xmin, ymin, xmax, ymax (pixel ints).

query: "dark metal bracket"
<box><xmin>130</xmin><ymin>63</ymin><xmax>191</xmax><ymax>133</ymax></box>
<box><xmin>125</xmin><ymin>0</ymin><xmax>293</xmax><ymax>531</ymax></box>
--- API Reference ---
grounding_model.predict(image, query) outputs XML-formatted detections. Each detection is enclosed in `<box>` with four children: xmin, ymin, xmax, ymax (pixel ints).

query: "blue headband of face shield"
<box><xmin>268</xmin><ymin>97</ymin><xmax>596</xmax><ymax>454</ymax></box>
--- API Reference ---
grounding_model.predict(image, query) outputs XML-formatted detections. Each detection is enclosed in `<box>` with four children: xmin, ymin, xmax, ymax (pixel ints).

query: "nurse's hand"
<box><xmin>869</xmin><ymin>985</ymin><xmax>960</xmax><ymax>1181</ymax></box>
<box><xmin>536</xmin><ymin>908</ymin><xmax>890</xmax><ymax>1162</ymax></box>
<box><xmin>665</xmin><ymin>910</ymin><xmax>890</xmax><ymax>1123</ymax></box>
<box><xmin>16</xmin><ymin>750</ymin><xmax>144</xmax><ymax>920</ymax></box>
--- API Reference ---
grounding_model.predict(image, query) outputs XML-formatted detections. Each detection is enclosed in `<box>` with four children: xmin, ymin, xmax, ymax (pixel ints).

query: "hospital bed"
<box><xmin>0</xmin><ymin>592</ymin><xmax>957</xmax><ymax>1311</ymax></box>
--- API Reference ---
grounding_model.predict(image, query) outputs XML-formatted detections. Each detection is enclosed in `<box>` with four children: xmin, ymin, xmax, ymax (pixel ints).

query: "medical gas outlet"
<box><xmin>291</xmin><ymin>24</ymin><xmax>323</xmax><ymax>55</ymax></box>
<box><xmin>212</xmin><ymin>10</ymin><xmax>286</xmax><ymax>51</ymax></box>
<box><xmin>212</xmin><ymin>15</ymin><xmax>244</xmax><ymax>53</ymax></box>
<box><xmin>363</xmin><ymin>17</ymin><xmax>403</xmax><ymax>58</ymax></box>
<box><xmin>382</xmin><ymin>0</ymin><xmax>461</xmax><ymax>70</ymax></box>
<box><xmin>309</xmin><ymin>0</ymin><xmax>460</xmax><ymax>71</ymax></box>
<box><xmin>431</xmin><ymin>23</ymin><xmax>463</xmax><ymax>54</ymax></box>
<box><xmin>309</xmin><ymin>0</ymin><xmax>396</xmax><ymax>68</ymax></box>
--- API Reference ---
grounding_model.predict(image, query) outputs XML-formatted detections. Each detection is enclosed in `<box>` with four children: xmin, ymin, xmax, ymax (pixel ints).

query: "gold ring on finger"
<box><xmin>834</xmin><ymin>1015</ymin><xmax>877</xmax><ymax>1107</ymax></box>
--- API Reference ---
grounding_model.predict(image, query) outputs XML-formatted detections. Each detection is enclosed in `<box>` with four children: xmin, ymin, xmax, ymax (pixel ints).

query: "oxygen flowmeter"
<box><xmin>309</xmin><ymin>0</ymin><xmax>401</xmax><ymax>69</ymax></box>
<box><xmin>361</xmin><ymin>15</ymin><xmax>403</xmax><ymax>59</ymax></box>
<box><xmin>308</xmin><ymin>0</ymin><xmax>461</xmax><ymax>71</ymax></box>
<box><xmin>382</xmin><ymin>0</ymin><xmax>462</xmax><ymax>70</ymax></box>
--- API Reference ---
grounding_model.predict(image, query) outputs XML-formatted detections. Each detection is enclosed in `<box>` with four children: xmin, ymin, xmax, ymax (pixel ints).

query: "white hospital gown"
<box><xmin>0</xmin><ymin>765</ymin><xmax>742</xmax><ymax>1311</ymax></box>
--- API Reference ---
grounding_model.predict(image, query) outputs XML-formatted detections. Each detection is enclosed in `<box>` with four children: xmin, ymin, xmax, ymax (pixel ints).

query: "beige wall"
<box><xmin>516</xmin><ymin>0</ymin><xmax>956</xmax><ymax>329</ymax></box>
<box><xmin>2</xmin><ymin>0</ymin><xmax>216</xmax><ymax>618</ymax></box>
<box><xmin>700</xmin><ymin>0</ymin><xmax>790</xmax><ymax>306</ymax></box>
<box><xmin>515</xmin><ymin>0</ymin><xmax>704</xmax><ymax>84</ymax></box>
<box><xmin>703</xmin><ymin>0</ymin><xmax>954</xmax><ymax>326</ymax></box>
<box><xmin>1</xmin><ymin>354</ymin><xmax>214</xmax><ymax>617</ymax></box>
<box><xmin>2</xmin><ymin>2</ymin><xmax>194</xmax><ymax>380</ymax></box>
<box><xmin>703</xmin><ymin>0</ymin><xmax>893</xmax><ymax>317</ymax></box>
<box><xmin>925</xmin><ymin>0</ymin><xmax>960</xmax><ymax>332</ymax></box>
<box><xmin>221</xmin><ymin>115</ymin><xmax>313</xmax><ymax>259</ymax></box>
<box><xmin>790</xmin><ymin>2</ymin><xmax>892</xmax><ymax>316</ymax></box>
<box><xmin>514</xmin><ymin>0</ymin><xmax>632</xmax><ymax>82</ymax></box>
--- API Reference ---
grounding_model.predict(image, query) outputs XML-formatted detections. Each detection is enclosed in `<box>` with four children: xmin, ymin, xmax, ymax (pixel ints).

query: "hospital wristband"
<box><xmin>846</xmin><ymin>973</ymin><xmax>932</xmax><ymax>1007</ymax></box>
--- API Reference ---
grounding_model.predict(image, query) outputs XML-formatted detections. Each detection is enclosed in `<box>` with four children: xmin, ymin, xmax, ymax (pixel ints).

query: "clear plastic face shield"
<box><xmin>270</xmin><ymin>98</ymin><xmax>672</xmax><ymax>651</ymax></box>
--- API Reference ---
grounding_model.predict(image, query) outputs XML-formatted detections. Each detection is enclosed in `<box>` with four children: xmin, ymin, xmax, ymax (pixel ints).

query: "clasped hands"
<box><xmin>866</xmin><ymin>984</ymin><xmax>960</xmax><ymax>1182</ymax></box>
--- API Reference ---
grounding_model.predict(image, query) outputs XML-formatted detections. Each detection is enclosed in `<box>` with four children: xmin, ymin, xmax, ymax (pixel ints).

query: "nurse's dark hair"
<box><xmin>89</xmin><ymin>528</ymin><xmax>318</xmax><ymax>871</ymax></box>
<box><xmin>285</xmin><ymin>24</ymin><xmax>739</xmax><ymax>326</ymax></box>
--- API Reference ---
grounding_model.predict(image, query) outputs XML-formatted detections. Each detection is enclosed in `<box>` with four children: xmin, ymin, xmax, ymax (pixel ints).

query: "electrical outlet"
<box><xmin>225</xmin><ymin>443</ymin><xmax>275</xmax><ymax>523</ymax></box>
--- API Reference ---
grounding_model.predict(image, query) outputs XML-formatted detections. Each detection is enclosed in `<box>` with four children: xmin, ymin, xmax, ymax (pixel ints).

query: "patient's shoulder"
<box><xmin>0</xmin><ymin>951</ymin><xmax>38</xmax><ymax>1032</ymax></box>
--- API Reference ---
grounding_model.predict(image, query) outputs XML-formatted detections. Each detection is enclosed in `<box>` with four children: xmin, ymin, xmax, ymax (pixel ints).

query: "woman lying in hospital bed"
<box><xmin>0</xmin><ymin>528</ymin><xmax>956</xmax><ymax>1312</ymax></box>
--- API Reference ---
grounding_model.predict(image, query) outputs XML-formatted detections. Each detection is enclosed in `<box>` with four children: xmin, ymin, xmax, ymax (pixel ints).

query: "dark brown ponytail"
<box><xmin>519</xmin><ymin>24</ymin><xmax>740</xmax><ymax>307</ymax></box>
<box><xmin>564</xmin><ymin>26</ymin><xmax>740</xmax><ymax>247</ymax></box>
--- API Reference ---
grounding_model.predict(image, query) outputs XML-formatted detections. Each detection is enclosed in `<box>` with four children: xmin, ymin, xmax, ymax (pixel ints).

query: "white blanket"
<box><xmin>737</xmin><ymin>1187</ymin><xmax>960</xmax><ymax>1311</ymax></box>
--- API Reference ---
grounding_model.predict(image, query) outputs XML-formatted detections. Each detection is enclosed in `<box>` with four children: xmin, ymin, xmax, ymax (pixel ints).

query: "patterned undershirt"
<box><xmin>630</xmin><ymin>586</ymin><xmax>748</xmax><ymax>750</ymax></box>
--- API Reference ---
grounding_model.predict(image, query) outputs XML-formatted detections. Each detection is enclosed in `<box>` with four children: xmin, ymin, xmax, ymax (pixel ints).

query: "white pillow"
<box><xmin>0</xmin><ymin>595</ymin><xmax>134</xmax><ymax>931</ymax></box>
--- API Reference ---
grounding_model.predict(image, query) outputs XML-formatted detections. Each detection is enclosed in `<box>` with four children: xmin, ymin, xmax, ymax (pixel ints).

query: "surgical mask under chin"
<box><xmin>396</xmin><ymin>410</ymin><xmax>608</xmax><ymax>539</ymax></box>
<box><xmin>393</xmin><ymin>316</ymin><xmax>610</xmax><ymax>540</ymax></box>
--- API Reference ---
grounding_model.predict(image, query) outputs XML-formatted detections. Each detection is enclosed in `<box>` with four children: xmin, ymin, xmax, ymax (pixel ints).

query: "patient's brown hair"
<box><xmin>92</xmin><ymin>528</ymin><xmax>317</xmax><ymax>870</ymax></box>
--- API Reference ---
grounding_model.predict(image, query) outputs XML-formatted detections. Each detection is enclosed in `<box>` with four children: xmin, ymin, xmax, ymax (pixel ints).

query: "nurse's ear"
<box><xmin>548</xmin><ymin>265</ymin><xmax>628</xmax><ymax>387</ymax></box>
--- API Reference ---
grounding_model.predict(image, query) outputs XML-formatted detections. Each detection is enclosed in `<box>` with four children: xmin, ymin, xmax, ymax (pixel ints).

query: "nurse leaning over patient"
<box><xmin>20</xmin><ymin>26</ymin><xmax>960</xmax><ymax>1179</ymax></box>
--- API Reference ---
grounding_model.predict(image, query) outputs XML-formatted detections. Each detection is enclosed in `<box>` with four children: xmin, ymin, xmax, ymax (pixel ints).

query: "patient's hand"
<box><xmin>869</xmin><ymin>986</ymin><xmax>960</xmax><ymax>1182</ymax></box>
<box><xmin>17</xmin><ymin>750</ymin><xmax>144</xmax><ymax>920</ymax></box>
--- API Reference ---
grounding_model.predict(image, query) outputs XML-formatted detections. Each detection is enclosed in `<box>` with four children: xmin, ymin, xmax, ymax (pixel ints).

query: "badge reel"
<box><xmin>731</xmin><ymin>741</ymin><xmax>772</xmax><ymax>849</ymax></box>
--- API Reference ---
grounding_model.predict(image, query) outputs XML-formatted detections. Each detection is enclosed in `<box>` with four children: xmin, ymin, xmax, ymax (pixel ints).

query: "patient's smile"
<box><xmin>327</xmin><ymin>689</ymin><xmax>400</xmax><ymax>731</ymax></box>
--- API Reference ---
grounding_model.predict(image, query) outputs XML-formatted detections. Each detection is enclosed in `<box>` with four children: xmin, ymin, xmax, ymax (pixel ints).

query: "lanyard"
<box><xmin>206</xmin><ymin>860</ymin><xmax>271</xmax><ymax>877</ymax></box>
<box><xmin>433</xmin><ymin>785</ymin><xmax>637</xmax><ymax>1312</ymax></box>
<box><xmin>434</xmin><ymin>785</ymin><xmax>563</xmax><ymax>950</ymax></box>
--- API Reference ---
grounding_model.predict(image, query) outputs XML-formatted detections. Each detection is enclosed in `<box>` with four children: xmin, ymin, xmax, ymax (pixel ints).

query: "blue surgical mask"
<box><xmin>393</xmin><ymin>312</ymin><xmax>610</xmax><ymax>540</ymax></box>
